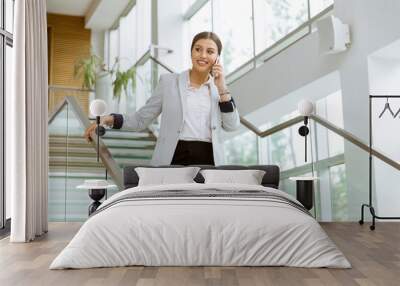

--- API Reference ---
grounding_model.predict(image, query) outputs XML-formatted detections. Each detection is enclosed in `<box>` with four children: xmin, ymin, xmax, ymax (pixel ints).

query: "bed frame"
<box><xmin>123</xmin><ymin>165</ymin><xmax>280</xmax><ymax>190</ymax></box>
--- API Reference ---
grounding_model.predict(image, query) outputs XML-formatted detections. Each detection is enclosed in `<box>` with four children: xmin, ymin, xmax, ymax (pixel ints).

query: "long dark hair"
<box><xmin>190</xmin><ymin>31</ymin><xmax>222</xmax><ymax>55</ymax></box>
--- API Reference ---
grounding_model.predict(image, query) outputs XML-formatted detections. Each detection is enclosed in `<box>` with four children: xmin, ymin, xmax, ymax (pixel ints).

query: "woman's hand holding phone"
<box><xmin>211</xmin><ymin>57</ymin><xmax>230</xmax><ymax>102</ymax></box>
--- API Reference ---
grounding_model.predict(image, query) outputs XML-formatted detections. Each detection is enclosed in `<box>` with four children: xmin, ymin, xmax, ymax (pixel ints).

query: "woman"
<box><xmin>84</xmin><ymin>31</ymin><xmax>240</xmax><ymax>166</ymax></box>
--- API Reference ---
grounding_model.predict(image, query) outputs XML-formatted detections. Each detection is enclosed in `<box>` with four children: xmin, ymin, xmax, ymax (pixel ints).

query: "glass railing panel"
<box><xmin>48</xmin><ymin>87</ymin><xmax>90</xmax><ymax>116</ymax></box>
<box><xmin>278</xmin><ymin>142</ymin><xmax>356</xmax><ymax>222</ymax></box>
<box><xmin>254</xmin><ymin>115</ymin><xmax>375</xmax><ymax>222</ymax></box>
<box><xmin>253</xmin><ymin>115</ymin><xmax>319</xmax><ymax>215</ymax></box>
<box><xmin>48</xmin><ymin>99</ymin><xmax>119</xmax><ymax>222</ymax></box>
<box><xmin>260</xmin><ymin>120</ymin><xmax>313</xmax><ymax>171</ymax></box>
<box><xmin>48</xmin><ymin>104</ymin><xmax>68</xmax><ymax>221</ymax></box>
<box><xmin>65</xmin><ymin>104</ymin><xmax>118</xmax><ymax>221</ymax></box>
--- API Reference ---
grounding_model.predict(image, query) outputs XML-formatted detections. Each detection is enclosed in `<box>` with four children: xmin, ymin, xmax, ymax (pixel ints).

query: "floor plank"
<box><xmin>0</xmin><ymin>222</ymin><xmax>399</xmax><ymax>286</ymax></box>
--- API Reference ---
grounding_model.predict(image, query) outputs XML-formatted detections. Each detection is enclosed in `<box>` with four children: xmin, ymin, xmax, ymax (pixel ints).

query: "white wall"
<box><xmin>229</xmin><ymin>0</ymin><xmax>400</xmax><ymax>220</ymax></box>
<box><xmin>368</xmin><ymin>43</ymin><xmax>400</xmax><ymax>217</ymax></box>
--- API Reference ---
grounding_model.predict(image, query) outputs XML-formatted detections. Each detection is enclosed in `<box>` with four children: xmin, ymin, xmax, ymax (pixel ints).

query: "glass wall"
<box><xmin>315</xmin><ymin>91</ymin><xmax>344</xmax><ymax>160</ymax></box>
<box><xmin>48</xmin><ymin>104</ymin><xmax>119</xmax><ymax>222</ymax></box>
<box><xmin>224</xmin><ymin>129</ymin><xmax>258</xmax><ymax>165</ymax></box>
<box><xmin>5</xmin><ymin>0</ymin><xmax>13</xmax><ymax>33</ymax></box>
<box><xmin>183</xmin><ymin>0</ymin><xmax>333</xmax><ymax>80</ymax></box>
<box><xmin>106</xmin><ymin>0</ymin><xmax>152</xmax><ymax>113</ymax></box>
<box><xmin>252</xmin><ymin>88</ymin><xmax>350</xmax><ymax>221</ymax></box>
<box><xmin>329</xmin><ymin>164</ymin><xmax>348</xmax><ymax>221</ymax></box>
<box><xmin>187</xmin><ymin>1</ymin><xmax>212</xmax><ymax>44</ymax></box>
<box><xmin>1</xmin><ymin>0</ymin><xmax>14</xmax><ymax>229</ymax></box>
<box><xmin>253</xmin><ymin>0</ymin><xmax>308</xmax><ymax>55</ymax></box>
<box><xmin>213</xmin><ymin>0</ymin><xmax>254</xmax><ymax>74</ymax></box>
<box><xmin>135</xmin><ymin>59</ymin><xmax>153</xmax><ymax>109</ymax></box>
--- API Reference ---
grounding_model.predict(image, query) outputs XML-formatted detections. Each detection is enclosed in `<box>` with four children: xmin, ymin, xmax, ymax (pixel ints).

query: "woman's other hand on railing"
<box><xmin>84</xmin><ymin>115</ymin><xmax>114</xmax><ymax>142</ymax></box>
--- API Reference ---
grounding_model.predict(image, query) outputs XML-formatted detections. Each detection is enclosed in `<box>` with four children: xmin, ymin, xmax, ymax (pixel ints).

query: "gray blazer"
<box><xmin>114</xmin><ymin>70</ymin><xmax>240</xmax><ymax>166</ymax></box>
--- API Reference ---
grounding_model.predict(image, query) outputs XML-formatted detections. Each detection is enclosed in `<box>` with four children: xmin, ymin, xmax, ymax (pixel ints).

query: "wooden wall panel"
<box><xmin>47</xmin><ymin>14</ymin><xmax>91</xmax><ymax>114</ymax></box>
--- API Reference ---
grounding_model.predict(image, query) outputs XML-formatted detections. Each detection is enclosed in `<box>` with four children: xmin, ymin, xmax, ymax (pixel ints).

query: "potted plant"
<box><xmin>75</xmin><ymin>55</ymin><xmax>137</xmax><ymax>101</ymax></box>
<box><xmin>109</xmin><ymin>57</ymin><xmax>137</xmax><ymax>101</ymax></box>
<box><xmin>74</xmin><ymin>54</ymin><xmax>104</xmax><ymax>90</ymax></box>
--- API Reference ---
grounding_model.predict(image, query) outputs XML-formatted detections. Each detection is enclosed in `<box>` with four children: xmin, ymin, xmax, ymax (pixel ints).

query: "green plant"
<box><xmin>112</xmin><ymin>64</ymin><xmax>136</xmax><ymax>100</ymax></box>
<box><xmin>74</xmin><ymin>54</ymin><xmax>103</xmax><ymax>90</ymax></box>
<box><xmin>74</xmin><ymin>54</ymin><xmax>137</xmax><ymax>100</ymax></box>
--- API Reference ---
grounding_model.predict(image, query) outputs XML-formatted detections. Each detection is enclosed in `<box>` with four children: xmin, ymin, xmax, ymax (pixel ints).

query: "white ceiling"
<box><xmin>85</xmin><ymin>0</ymin><xmax>130</xmax><ymax>30</ymax></box>
<box><xmin>46</xmin><ymin>0</ymin><xmax>130</xmax><ymax>30</ymax></box>
<box><xmin>46</xmin><ymin>0</ymin><xmax>94</xmax><ymax>16</ymax></box>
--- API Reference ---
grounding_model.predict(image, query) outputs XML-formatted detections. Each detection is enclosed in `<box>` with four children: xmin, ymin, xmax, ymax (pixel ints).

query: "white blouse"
<box><xmin>179</xmin><ymin>71</ymin><xmax>212</xmax><ymax>142</ymax></box>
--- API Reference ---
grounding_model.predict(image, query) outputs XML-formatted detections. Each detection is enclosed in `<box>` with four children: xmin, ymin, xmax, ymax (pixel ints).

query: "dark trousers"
<box><xmin>171</xmin><ymin>140</ymin><xmax>215</xmax><ymax>166</ymax></box>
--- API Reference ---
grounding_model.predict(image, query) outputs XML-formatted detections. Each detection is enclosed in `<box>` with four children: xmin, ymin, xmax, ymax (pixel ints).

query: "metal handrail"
<box><xmin>242</xmin><ymin>113</ymin><xmax>400</xmax><ymax>172</ymax></box>
<box><xmin>240</xmin><ymin>116</ymin><xmax>304</xmax><ymax>137</ymax></box>
<box><xmin>47</xmin><ymin>85</ymin><xmax>94</xmax><ymax>93</ymax></box>
<box><xmin>48</xmin><ymin>95</ymin><xmax>124</xmax><ymax>189</ymax></box>
<box><xmin>143</xmin><ymin>52</ymin><xmax>400</xmax><ymax>172</ymax></box>
<box><xmin>48</xmin><ymin>35</ymin><xmax>400</xmax><ymax>192</ymax></box>
<box><xmin>311</xmin><ymin>114</ymin><xmax>400</xmax><ymax>171</ymax></box>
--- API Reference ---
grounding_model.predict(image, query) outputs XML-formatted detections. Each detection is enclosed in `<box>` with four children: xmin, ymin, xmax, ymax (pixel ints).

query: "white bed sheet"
<box><xmin>50</xmin><ymin>183</ymin><xmax>351</xmax><ymax>269</ymax></box>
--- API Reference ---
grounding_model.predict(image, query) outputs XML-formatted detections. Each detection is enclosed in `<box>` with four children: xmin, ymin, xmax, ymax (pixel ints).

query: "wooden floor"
<box><xmin>0</xmin><ymin>222</ymin><xmax>399</xmax><ymax>286</ymax></box>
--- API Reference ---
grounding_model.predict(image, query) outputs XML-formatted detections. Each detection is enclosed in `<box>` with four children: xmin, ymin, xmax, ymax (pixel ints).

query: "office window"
<box><xmin>4</xmin><ymin>44</ymin><xmax>11</xmax><ymax>220</ymax></box>
<box><xmin>326</xmin><ymin>91</ymin><xmax>344</xmax><ymax>157</ymax></box>
<box><xmin>213</xmin><ymin>0</ymin><xmax>254</xmax><ymax>74</ymax></box>
<box><xmin>315</xmin><ymin>90</ymin><xmax>344</xmax><ymax>158</ymax></box>
<box><xmin>187</xmin><ymin>1</ymin><xmax>212</xmax><ymax>42</ymax></box>
<box><xmin>5</xmin><ymin>0</ymin><xmax>14</xmax><ymax>33</ymax></box>
<box><xmin>224</xmin><ymin>130</ymin><xmax>258</xmax><ymax>165</ymax></box>
<box><xmin>118</xmin><ymin>8</ymin><xmax>136</xmax><ymax>112</ymax></box>
<box><xmin>330</xmin><ymin>164</ymin><xmax>348</xmax><ymax>221</ymax></box>
<box><xmin>135</xmin><ymin>0</ymin><xmax>151</xmax><ymax>60</ymax></box>
<box><xmin>1</xmin><ymin>0</ymin><xmax>14</xmax><ymax>229</ymax></box>
<box><xmin>119</xmin><ymin>9</ymin><xmax>136</xmax><ymax>70</ymax></box>
<box><xmin>108</xmin><ymin>29</ymin><xmax>119</xmax><ymax>69</ymax></box>
<box><xmin>260</xmin><ymin>111</ymin><xmax>311</xmax><ymax>171</ymax></box>
<box><xmin>253</xmin><ymin>0</ymin><xmax>308</xmax><ymax>55</ymax></box>
<box><xmin>135</xmin><ymin>59</ymin><xmax>152</xmax><ymax>109</ymax></box>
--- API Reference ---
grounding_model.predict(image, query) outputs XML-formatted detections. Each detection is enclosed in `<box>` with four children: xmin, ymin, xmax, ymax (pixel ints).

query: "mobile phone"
<box><xmin>210</xmin><ymin>56</ymin><xmax>219</xmax><ymax>77</ymax></box>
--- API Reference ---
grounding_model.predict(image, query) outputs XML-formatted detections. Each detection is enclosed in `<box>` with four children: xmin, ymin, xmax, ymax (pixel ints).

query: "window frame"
<box><xmin>183</xmin><ymin>0</ymin><xmax>333</xmax><ymax>84</ymax></box>
<box><xmin>1</xmin><ymin>0</ymin><xmax>14</xmax><ymax>232</ymax></box>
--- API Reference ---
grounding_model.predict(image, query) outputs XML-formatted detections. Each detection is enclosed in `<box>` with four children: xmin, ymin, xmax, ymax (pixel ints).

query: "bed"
<box><xmin>50</xmin><ymin>165</ymin><xmax>350</xmax><ymax>269</ymax></box>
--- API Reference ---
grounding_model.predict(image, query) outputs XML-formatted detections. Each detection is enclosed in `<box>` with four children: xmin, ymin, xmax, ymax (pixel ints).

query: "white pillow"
<box><xmin>200</xmin><ymin>169</ymin><xmax>266</xmax><ymax>185</ymax></box>
<box><xmin>135</xmin><ymin>167</ymin><xmax>201</xmax><ymax>186</ymax></box>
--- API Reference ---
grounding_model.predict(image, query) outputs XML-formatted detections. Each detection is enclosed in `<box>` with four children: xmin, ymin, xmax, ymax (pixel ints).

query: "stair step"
<box><xmin>49</xmin><ymin>141</ymin><xmax>155</xmax><ymax>152</ymax></box>
<box><xmin>49</xmin><ymin>149</ymin><xmax>153</xmax><ymax>158</ymax></box>
<box><xmin>49</xmin><ymin>158</ymin><xmax>152</xmax><ymax>168</ymax></box>
<box><xmin>104</xmin><ymin>130</ymin><xmax>156</xmax><ymax>140</ymax></box>
<box><xmin>49</xmin><ymin>136</ymin><xmax>155</xmax><ymax>145</ymax></box>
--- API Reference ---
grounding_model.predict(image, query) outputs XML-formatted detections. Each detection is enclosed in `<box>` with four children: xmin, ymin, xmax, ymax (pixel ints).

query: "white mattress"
<box><xmin>50</xmin><ymin>183</ymin><xmax>351</xmax><ymax>269</ymax></box>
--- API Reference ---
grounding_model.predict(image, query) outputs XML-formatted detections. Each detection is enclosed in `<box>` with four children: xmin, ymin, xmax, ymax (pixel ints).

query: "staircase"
<box><xmin>48</xmin><ymin>105</ymin><xmax>157</xmax><ymax>221</ymax></box>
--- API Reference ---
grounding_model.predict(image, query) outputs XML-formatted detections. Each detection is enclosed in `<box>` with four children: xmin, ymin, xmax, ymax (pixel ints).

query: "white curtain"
<box><xmin>7</xmin><ymin>0</ymin><xmax>48</xmax><ymax>242</ymax></box>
